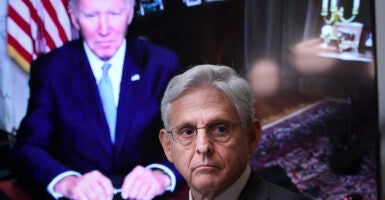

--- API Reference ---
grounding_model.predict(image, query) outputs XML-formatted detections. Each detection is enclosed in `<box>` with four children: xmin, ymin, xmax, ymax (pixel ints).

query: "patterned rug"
<box><xmin>249</xmin><ymin>98</ymin><xmax>378</xmax><ymax>200</ymax></box>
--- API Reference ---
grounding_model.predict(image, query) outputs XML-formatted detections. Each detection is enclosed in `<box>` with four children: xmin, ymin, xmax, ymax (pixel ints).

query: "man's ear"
<box><xmin>247</xmin><ymin>119</ymin><xmax>262</xmax><ymax>155</ymax></box>
<box><xmin>126</xmin><ymin>6</ymin><xmax>135</xmax><ymax>25</ymax></box>
<box><xmin>159</xmin><ymin>129</ymin><xmax>173</xmax><ymax>163</ymax></box>
<box><xmin>69</xmin><ymin>10</ymin><xmax>80</xmax><ymax>30</ymax></box>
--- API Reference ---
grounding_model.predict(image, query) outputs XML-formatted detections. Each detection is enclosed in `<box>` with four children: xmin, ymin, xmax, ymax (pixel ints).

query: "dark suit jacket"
<box><xmin>10</xmin><ymin>37</ymin><xmax>182</xmax><ymax>196</ymax></box>
<box><xmin>239</xmin><ymin>170</ymin><xmax>311</xmax><ymax>200</ymax></box>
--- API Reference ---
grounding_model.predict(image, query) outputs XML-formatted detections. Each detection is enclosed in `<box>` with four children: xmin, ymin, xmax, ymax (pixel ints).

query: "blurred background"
<box><xmin>1</xmin><ymin>0</ymin><xmax>384</xmax><ymax>199</ymax></box>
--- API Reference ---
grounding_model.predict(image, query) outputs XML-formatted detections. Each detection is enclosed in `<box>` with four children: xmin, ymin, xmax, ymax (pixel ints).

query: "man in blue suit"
<box><xmin>10</xmin><ymin>0</ymin><xmax>181</xmax><ymax>199</ymax></box>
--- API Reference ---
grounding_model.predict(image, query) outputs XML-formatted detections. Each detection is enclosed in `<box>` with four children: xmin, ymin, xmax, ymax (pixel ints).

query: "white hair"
<box><xmin>161</xmin><ymin>64</ymin><xmax>255</xmax><ymax>130</ymax></box>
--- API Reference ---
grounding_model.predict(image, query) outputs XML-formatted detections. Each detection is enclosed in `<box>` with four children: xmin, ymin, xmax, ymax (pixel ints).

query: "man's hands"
<box><xmin>54</xmin><ymin>166</ymin><xmax>171</xmax><ymax>200</ymax></box>
<box><xmin>121</xmin><ymin>165</ymin><xmax>171</xmax><ymax>200</ymax></box>
<box><xmin>54</xmin><ymin>170</ymin><xmax>114</xmax><ymax>200</ymax></box>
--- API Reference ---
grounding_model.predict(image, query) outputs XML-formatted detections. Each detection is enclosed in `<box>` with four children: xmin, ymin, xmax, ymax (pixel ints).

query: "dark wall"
<box><xmin>127</xmin><ymin>0</ymin><xmax>245</xmax><ymax>72</ymax></box>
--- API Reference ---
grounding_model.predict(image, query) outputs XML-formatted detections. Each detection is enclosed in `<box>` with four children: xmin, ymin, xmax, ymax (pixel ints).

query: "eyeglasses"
<box><xmin>167</xmin><ymin>121</ymin><xmax>243</xmax><ymax>146</ymax></box>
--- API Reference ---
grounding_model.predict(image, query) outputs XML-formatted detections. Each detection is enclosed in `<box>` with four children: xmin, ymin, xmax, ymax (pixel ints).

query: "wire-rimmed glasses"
<box><xmin>167</xmin><ymin>121</ymin><xmax>243</xmax><ymax>146</ymax></box>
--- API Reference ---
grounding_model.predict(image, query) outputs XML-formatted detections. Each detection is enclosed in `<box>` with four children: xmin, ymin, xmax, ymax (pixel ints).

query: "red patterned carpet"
<box><xmin>250</xmin><ymin>98</ymin><xmax>378</xmax><ymax>200</ymax></box>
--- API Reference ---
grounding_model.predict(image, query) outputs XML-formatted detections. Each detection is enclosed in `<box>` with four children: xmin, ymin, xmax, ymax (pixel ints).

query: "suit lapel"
<box><xmin>239</xmin><ymin>171</ymin><xmax>270</xmax><ymax>200</ymax></box>
<box><xmin>69</xmin><ymin>46</ymin><xmax>114</xmax><ymax>155</ymax></box>
<box><xmin>114</xmin><ymin>41</ymin><xmax>143</xmax><ymax>153</ymax></box>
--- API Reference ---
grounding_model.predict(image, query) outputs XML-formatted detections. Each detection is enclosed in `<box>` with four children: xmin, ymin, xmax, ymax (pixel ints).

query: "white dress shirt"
<box><xmin>86</xmin><ymin>41</ymin><xmax>125</xmax><ymax>106</ymax></box>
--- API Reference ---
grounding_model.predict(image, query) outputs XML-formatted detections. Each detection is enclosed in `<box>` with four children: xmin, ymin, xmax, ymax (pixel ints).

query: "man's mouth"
<box><xmin>193</xmin><ymin>164</ymin><xmax>220</xmax><ymax>173</ymax></box>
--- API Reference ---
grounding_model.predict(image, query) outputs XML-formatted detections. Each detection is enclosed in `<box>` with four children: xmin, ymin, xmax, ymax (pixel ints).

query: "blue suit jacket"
<box><xmin>11</xmin><ymin>37</ymin><xmax>182</xmax><ymax>195</ymax></box>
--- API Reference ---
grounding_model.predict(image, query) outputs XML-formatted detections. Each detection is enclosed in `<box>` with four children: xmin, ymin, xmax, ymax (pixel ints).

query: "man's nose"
<box><xmin>195</xmin><ymin>129</ymin><xmax>213</xmax><ymax>155</ymax></box>
<box><xmin>98</xmin><ymin>15</ymin><xmax>109</xmax><ymax>35</ymax></box>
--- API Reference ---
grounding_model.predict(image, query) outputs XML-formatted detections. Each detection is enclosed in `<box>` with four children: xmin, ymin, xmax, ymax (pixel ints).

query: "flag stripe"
<box><xmin>7</xmin><ymin>19</ymin><xmax>34</xmax><ymax>55</ymax></box>
<box><xmin>57</xmin><ymin>0</ymin><xmax>72</xmax><ymax>39</ymax></box>
<box><xmin>22</xmin><ymin>0</ymin><xmax>41</xmax><ymax>56</ymax></box>
<box><xmin>7</xmin><ymin>0</ymin><xmax>72</xmax><ymax>72</ymax></box>
<box><xmin>7</xmin><ymin>35</ymin><xmax>33</xmax><ymax>71</ymax></box>
<box><xmin>43</xmin><ymin>0</ymin><xmax>69</xmax><ymax>43</ymax></box>
<box><xmin>8</xmin><ymin>6</ymin><xmax>30</xmax><ymax>36</ymax></box>
<box><xmin>8</xmin><ymin>35</ymin><xmax>33</xmax><ymax>63</ymax></box>
<box><xmin>43</xmin><ymin>9</ymin><xmax>64</xmax><ymax>49</ymax></box>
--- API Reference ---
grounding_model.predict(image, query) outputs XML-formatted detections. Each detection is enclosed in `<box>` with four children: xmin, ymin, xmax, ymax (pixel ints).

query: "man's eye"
<box><xmin>83</xmin><ymin>13</ymin><xmax>96</xmax><ymax>18</ymax></box>
<box><xmin>210</xmin><ymin>123</ymin><xmax>230</xmax><ymax>135</ymax></box>
<box><xmin>110</xmin><ymin>11</ymin><xmax>122</xmax><ymax>16</ymax></box>
<box><xmin>178</xmin><ymin>128</ymin><xmax>195</xmax><ymax>137</ymax></box>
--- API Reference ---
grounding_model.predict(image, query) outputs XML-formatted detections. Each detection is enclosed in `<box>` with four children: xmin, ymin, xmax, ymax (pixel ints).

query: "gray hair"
<box><xmin>161</xmin><ymin>64</ymin><xmax>255</xmax><ymax>130</ymax></box>
<box><xmin>68</xmin><ymin>0</ymin><xmax>135</xmax><ymax>12</ymax></box>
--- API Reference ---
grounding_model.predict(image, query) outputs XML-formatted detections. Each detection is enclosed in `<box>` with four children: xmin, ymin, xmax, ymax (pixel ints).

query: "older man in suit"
<box><xmin>11</xmin><ymin>0</ymin><xmax>181</xmax><ymax>199</ymax></box>
<box><xmin>159</xmin><ymin>65</ymin><xmax>310</xmax><ymax>200</ymax></box>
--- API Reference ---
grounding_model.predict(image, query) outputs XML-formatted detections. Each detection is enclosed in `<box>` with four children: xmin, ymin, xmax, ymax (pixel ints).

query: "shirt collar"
<box><xmin>189</xmin><ymin>166</ymin><xmax>251</xmax><ymax>200</ymax></box>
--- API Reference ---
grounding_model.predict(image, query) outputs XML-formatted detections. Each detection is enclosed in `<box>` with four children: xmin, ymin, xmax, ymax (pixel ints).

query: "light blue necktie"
<box><xmin>99</xmin><ymin>63</ymin><xmax>116</xmax><ymax>143</ymax></box>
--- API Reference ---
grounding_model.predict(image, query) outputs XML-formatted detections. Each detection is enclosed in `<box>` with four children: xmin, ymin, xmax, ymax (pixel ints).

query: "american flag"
<box><xmin>6</xmin><ymin>0</ymin><xmax>73</xmax><ymax>72</ymax></box>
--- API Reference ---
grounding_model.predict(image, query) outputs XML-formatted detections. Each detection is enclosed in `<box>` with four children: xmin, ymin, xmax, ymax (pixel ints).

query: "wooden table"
<box><xmin>0</xmin><ymin>180</ymin><xmax>34</xmax><ymax>200</ymax></box>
